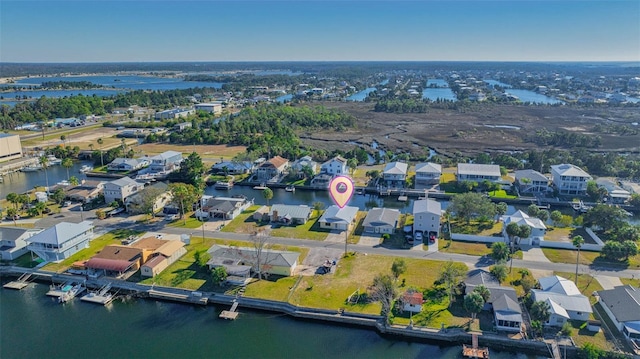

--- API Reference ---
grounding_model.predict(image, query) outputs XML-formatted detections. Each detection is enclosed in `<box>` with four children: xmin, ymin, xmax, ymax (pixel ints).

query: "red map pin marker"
<box><xmin>328</xmin><ymin>175</ymin><xmax>354</xmax><ymax>208</ymax></box>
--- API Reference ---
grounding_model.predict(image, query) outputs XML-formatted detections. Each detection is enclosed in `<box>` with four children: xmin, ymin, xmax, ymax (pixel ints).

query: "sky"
<box><xmin>1</xmin><ymin>0</ymin><xmax>639</xmax><ymax>62</ymax></box>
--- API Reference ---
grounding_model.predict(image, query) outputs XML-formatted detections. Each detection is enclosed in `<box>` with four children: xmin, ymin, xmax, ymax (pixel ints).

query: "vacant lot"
<box><xmin>134</xmin><ymin>143</ymin><xmax>246</xmax><ymax>163</ymax></box>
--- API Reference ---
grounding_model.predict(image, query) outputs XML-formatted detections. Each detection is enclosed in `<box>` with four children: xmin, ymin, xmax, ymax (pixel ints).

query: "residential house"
<box><xmin>207</xmin><ymin>244</ymin><xmax>300</xmax><ymax>277</ymax></box>
<box><xmin>501</xmin><ymin>210</ymin><xmax>547</xmax><ymax>245</ymax></box>
<box><xmin>134</xmin><ymin>237</ymin><xmax>187</xmax><ymax>277</ymax></box>
<box><xmin>310</xmin><ymin>173</ymin><xmax>333</xmax><ymax>189</ymax></box>
<box><xmin>514</xmin><ymin>169</ymin><xmax>550</xmax><ymax>195</ymax></box>
<box><xmin>595</xmin><ymin>178</ymin><xmax>631</xmax><ymax>204</ymax></box>
<box><xmin>26</xmin><ymin>221</ymin><xmax>94</xmax><ymax>262</ymax></box>
<box><xmin>198</xmin><ymin>196</ymin><xmax>252</xmax><ymax>220</ymax></box>
<box><xmin>401</xmin><ymin>291</ymin><xmax>423</xmax><ymax>313</ymax></box>
<box><xmin>173</xmin><ymin>122</ymin><xmax>192</xmax><ymax>131</ymax></box>
<box><xmin>362</xmin><ymin>208</ymin><xmax>400</xmax><ymax>234</ymax></box>
<box><xmin>318</xmin><ymin>205</ymin><xmax>359</xmax><ymax>232</ymax></box>
<box><xmin>154</xmin><ymin>108</ymin><xmax>195</xmax><ymax>120</ymax></box>
<box><xmin>125</xmin><ymin>182</ymin><xmax>172</xmax><ymax>215</ymax></box>
<box><xmin>107</xmin><ymin>158</ymin><xmax>148</xmax><ymax>172</ymax></box>
<box><xmin>269</xmin><ymin>204</ymin><xmax>312</xmax><ymax>225</ymax></box>
<box><xmin>290</xmin><ymin>156</ymin><xmax>318</xmax><ymax>177</ymax></box>
<box><xmin>0</xmin><ymin>227</ymin><xmax>43</xmax><ymax>260</ymax></box>
<box><xmin>550</xmin><ymin>164</ymin><xmax>592</xmax><ymax>196</ymax></box>
<box><xmin>252</xmin><ymin>206</ymin><xmax>270</xmax><ymax>222</ymax></box>
<box><xmin>412</xmin><ymin>199</ymin><xmax>441</xmax><ymax>245</ymax></box>
<box><xmin>194</xmin><ymin>102</ymin><xmax>223</xmax><ymax>114</ymax></box>
<box><xmin>148</xmin><ymin>151</ymin><xmax>183</xmax><ymax>173</ymax></box>
<box><xmin>320</xmin><ymin>156</ymin><xmax>348</xmax><ymax>176</ymax></box>
<box><xmin>255</xmin><ymin>156</ymin><xmax>289</xmax><ymax>181</ymax></box>
<box><xmin>65</xmin><ymin>180</ymin><xmax>104</xmax><ymax>203</ymax></box>
<box><xmin>531</xmin><ymin>275</ymin><xmax>592</xmax><ymax>326</ymax></box>
<box><xmin>464</xmin><ymin>269</ymin><xmax>523</xmax><ymax>332</ymax></box>
<box><xmin>211</xmin><ymin>161</ymin><xmax>253</xmax><ymax>175</ymax></box>
<box><xmin>596</xmin><ymin>285</ymin><xmax>640</xmax><ymax>346</ymax></box>
<box><xmin>84</xmin><ymin>245</ymin><xmax>143</xmax><ymax>278</ymax></box>
<box><xmin>457</xmin><ymin>163</ymin><xmax>501</xmax><ymax>183</ymax></box>
<box><xmin>382</xmin><ymin>161</ymin><xmax>408</xmax><ymax>188</ymax></box>
<box><xmin>414</xmin><ymin>162</ymin><xmax>442</xmax><ymax>189</ymax></box>
<box><xmin>103</xmin><ymin>177</ymin><xmax>141</xmax><ymax>205</ymax></box>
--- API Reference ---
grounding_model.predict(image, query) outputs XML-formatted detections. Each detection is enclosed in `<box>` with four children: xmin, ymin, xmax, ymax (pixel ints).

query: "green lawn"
<box><xmin>220</xmin><ymin>205</ymin><xmax>264</xmax><ymax>233</ymax></box>
<box><xmin>42</xmin><ymin>229</ymin><xmax>142</xmax><ymax>273</ymax></box>
<box><xmin>269</xmin><ymin>210</ymin><xmax>329</xmax><ymax>241</ymax></box>
<box><xmin>167</xmin><ymin>215</ymin><xmax>205</xmax><ymax>229</ymax></box>
<box><xmin>450</xmin><ymin>220</ymin><xmax>502</xmax><ymax>235</ymax></box>
<box><xmin>439</xmin><ymin>240</ymin><xmax>493</xmax><ymax>256</ymax></box>
<box><xmin>488</xmin><ymin>190</ymin><xmax>517</xmax><ymax>199</ymax></box>
<box><xmin>5</xmin><ymin>253</ymin><xmax>43</xmax><ymax>268</ymax></box>
<box><xmin>243</xmin><ymin>276</ymin><xmax>300</xmax><ymax>302</ymax></box>
<box><xmin>569</xmin><ymin>319</ymin><xmax>615</xmax><ymax>350</ymax></box>
<box><xmin>542</xmin><ymin>248</ymin><xmax>640</xmax><ymax>269</ymax></box>
<box><xmin>620</xmin><ymin>277</ymin><xmax>640</xmax><ymax>287</ymax></box>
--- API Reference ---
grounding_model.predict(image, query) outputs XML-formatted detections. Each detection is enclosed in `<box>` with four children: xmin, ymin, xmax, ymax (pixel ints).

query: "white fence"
<box><xmin>584</xmin><ymin>228</ymin><xmax>605</xmax><ymax>246</ymax></box>
<box><xmin>539</xmin><ymin>241</ymin><xmax>602</xmax><ymax>251</ymax></box>
<box><xmin>451</xmin><ymin>233</ymin><xmax>503</xmax><ymax>243</ymax></box>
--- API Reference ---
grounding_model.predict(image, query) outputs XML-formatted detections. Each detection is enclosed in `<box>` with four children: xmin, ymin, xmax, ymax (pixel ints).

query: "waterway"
<box><xmin>346</xmin><ymin>87</ymin><xmax>376</xmax><ymax>102</ymax></box>
<box><xmin>0</xmin><ymin>281</ymin><xmax>542</xmax><ymax>359</ymax></box>
<box><xmin>0</xmin><ymin>160</ymin><xmax>94</xmax><ymax>196</ymax></box>
<box><xmin>504</xmin><ymin>89</ymin><xmax>564</xmax><ymax>105</ymax></box>
<box><xmin>423</xmin><ymin>79</ymin><xmax>457</xmax><ymax>101</ymax></box>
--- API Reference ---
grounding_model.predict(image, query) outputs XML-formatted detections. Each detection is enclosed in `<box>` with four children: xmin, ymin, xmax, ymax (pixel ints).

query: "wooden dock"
<box><xmin>463</xmin><ymin>334</ymin><xmax>489</xmax><ymax>358</ymax></box>
<box><xmin>81</xmin><ymin>283</ymin><xmax>114</xmax><ymax>305</ymax></box>
<box><xmin>148</xmin><ymin>289</ymin><xmax>208</xmax><ymax>305</ymax></box>
<box><xmin>219</xmin><ymin>300</ymin><xmax>239</xmax><ymax>320</ymax></box>
<box><xmin>3</xmin><ymin>273</ymin><xmax>32</xmax><ymax>290</ymax></box>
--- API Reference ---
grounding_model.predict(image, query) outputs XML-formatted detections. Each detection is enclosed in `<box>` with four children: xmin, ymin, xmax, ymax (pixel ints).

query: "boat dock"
<box><xmin>81</xmin><ymin>283</ymin><xmax>114</xmax><ymax>305</ymax></box>
<box><xmin>46</xmin><ymin>281</ymin><xmax>74</xmax><ymax>298</ymax></box>
<box><xmin>3</xmin><ymin>273</ymin><xmax>33</xmax><ymax>290</ymax></box>
<box><xmin>219</xmin><ymin>300</ymin><xmax>239</xmax><ymax>320</ymax></box>
<box><xmin>463</xmin><ymin>334</ymin><xmax>489</xmax><ymax>358</ymax></box>
<box><xmin>148</xmin><ymin>289</ymin><xmax>208</xmax><ymax>305</ymax></box>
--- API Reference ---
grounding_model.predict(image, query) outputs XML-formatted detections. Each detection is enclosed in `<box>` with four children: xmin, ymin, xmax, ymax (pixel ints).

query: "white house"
<box><xmin>412</xmin><ymin>199</ymin><xmax>441</xmax><ymax>245</ymax></box>
<box><xmin>154</xmin><ymin>108</ymin><xmax>195</xmax><ymax>120</ymax></box>
<box><xmin>382</xmin><ymin>161</ymin><xmax>408</xmax><ymax>188</ymax></box>
<box><xmin>207</xmin><ymin>244</ymin><xmax>300</xmax><ymax>277</ymax></box>
<box><xmin>501</xmin><ymin>210</ymin><xmax>547</xmax><ymax>245</ymax></box>
<box><xmin>255</xmin><ymin>156</ymin><xmax>289</xmax><ymax>181</ymax></box>
<box><xmin>531</xmin><ymin>275</ymin><xmax>592</xmax><ymax>326</ymax></box>
<box><xmin>103</xmin><ymin>177</ymin><xmax>141</xmax><ymax>204</ymax></box>
<box><xmin>362</xmin><ymin>208</ymin><xmax>400</xmax><ymax>234</ymax></box>
<box><xmin>457</xmin><ymin>163</ymin><xmax>501</xmax><ymax>183</ymax></box>
<box><xmin>125</xmin><ymin>182</ymin><xmax>172</xmax><ymax>215</ymax></box>
<box><xmin>320</xmin><ymin>156</ymin><xmax>348</xmax><ymax>176</ymax></box>
<box><xmin>148</xmin><ymin>151</ymin><xmax>183</xmax><ymax>173</ymax></box>
<box><xmin>0</xmin><ymin>227</ymin><xmax>43</xmax><ymax>260</ymax></box>
<box><xmin>550</xmin><ymin>164</ymin><xmax>592</xmax><ymax>196</ymax></box>
<box><xmin>290</xmin><ymin>156</ymin><xmax>318</xmax><ymax>177</ymax></box>
<box><xmin>26</xmin><ymin>221</ymin><xmax>94</xmax><ymax>262</ymax></box>
<box><xmin>595</xmin><ymin>178</ymin><xmax>632</xmax><ymax>204</ymax></box>
<box><xmin>318</xmin><ymin>205</ymin><xmax>358</xmax><ymax>232</ymax></box>
<box><xmin>107</xmin><ymin>158</ymin><xmax>148</xmax><ymax>172</ymax></box>
<box><xmin>414</xmin><ymin>162</ymin><xmax>442</xmax><ymax>189</ymax></box>
<box><xmin>401</xmin><ymin>291</ymin><xmax>423</xmax><ymax>313</ymax></box>
<box><xmin>514</xmin><ymin>169</ymin><xmax>550</xmax><ymax>195</ymax></box>
<box><xmin>596</xmin><ymin>285</ymin><xmax>640</xmax><ymax>346</ymax></box>
<box><xmin>194</xmin><ymin>102</ymin><xmax>223</xmax><ymax>114</ymax></box>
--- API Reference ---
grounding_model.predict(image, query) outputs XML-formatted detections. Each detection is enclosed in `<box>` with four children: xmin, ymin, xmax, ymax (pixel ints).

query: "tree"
<box><xmin>583</xmin><ymin>204</ymin><xmax>627</xmax><ymax>233</ymax></box>
<box><xmin>536</xmin><ymin>209</ymin><xmax>549</xmax><ymax>222</ymax></box>
<box><xmin>490</xmin><ymin>242</ymin><xmax>509</xmax><ymax>263</ymax></box>
<box><xmin>530</xmin><ymin>300</ymin><xmax>551</xmax><ymax>324</ymax></box>
<box><xmin>312</xmin><ymin>201</ymin><xmax>325</xmax><ymax>211</ymax></box>
<box><xmin>464</xmin><ymin>292</ymin><xmax>485</xmax><ymax>322</ymax></box>
<box><xmin>6</xmin><ymin>208</ymin><xmax>18</xmax><ymax>225</ymax></box>
<box><xmin>262</xmin><ymin>187</ymin><xmax>273</xmax><ymax>206</ymax></box>
<box><xmin>518</xmin><ymin>224</ymin><xmax>531</xmax><ymax>240</ymax></box>
<box><xmin>495</xmin><ymin>202</ymin><xmax>507</xmax><ymax>221</ymax></box>
<box><xmin>530</xmin><ymin>320</ymin><xmax>543</xmax><ymax>338</ymax></box>
<box><xmin>61</xmin><ymin>157</ymin><xmax>73</xmax><ymax>181</ymax></box>
<box><xmin>526</xmin><ymin>204</ymin><xmax>539</xmax><ymax>217</ymax></box>
<box><xmin>127</xmin><ymin>186</ymin><xmax>165</xmax><ymax>218</ymax></box>
<box><xmin>50</xmin><ymin>188</ymin><xmax>65</xmax><ymax>205</ymax></box>
<box><xmin>572</xmin><ymin>235</ymin><xmax>585</xmax><ymax>285</ymax></box>
<box><xmin>490</xmin><ymin>264</ymin><xmax>508</xmax><ymax>283</ymax></box>
<box><xmin>391</xmin><ymin>258</ymin><xmax>407</xmax><ymax>280</ymax></box>
<box><xmin>438</xmin><ymin>260</ymin><xmax>467</xmax><ymax>305</ymax></box>
<box><xmin>622</xmin><ymin>240</ymin><xmax>639</xmax><ymax>260</ymax></box>
<box><xmin>6</xmin><ymin>192</ymin><xmax>19</xmax><ymax>209</ymax></box>
<box><xmin>250</xmin><ymin>229</ymin><xmax>272</xmax><ymax>280</ymax></box>
<box><xmin>193</xmin><ymin>249</ymin><xmax>210</xmax><ymax>267</ymax></box>
<box><xmin>448</xmin><ymin>192</ymin><xmax>496</xmax><ymax>223</ymax></box>
<box><xmin>96</xmin><ymin>138</ymin><xmax>104</xmax><ymax>167</ymax></box>
<box><xmin>550</xmin><ymin>210</ymin><xmax>563</xmax><ymax>226</ymax></box>
<box><xmin>34</xmin><ymin>201</ymin><xmax>47</xmax><ymax>217</ymax></box>
<box><xmin>347</xmin><ymin>158</ymin><xmax>358</xmax><ymax>176</ymax></box>
<box><xmin>211</xmin><ymin>267</ymin><xmax>228</xmax><ymax>286</ymax></box>
<box><xmin>60</xmin><ymin>134</ymin><xmax>66</xmax><ymax>146</ymax></box>
<box><xmin>473</xmin><ymin>284</ymin><xmax>491</xmax><ymax>303</ymax></box>
<box><xmin>169</xmin><ymin>183</ymin><xmax>200</xmax><ymax>225</ymax></box>
<box><xmin>168</xmin><ymin>152</ymin><xmax>205</xmax><ymax>188</ymax></box>
<box><xmin>368</xmin><ymin>273</ymin><xmax>397</xmax><ymax>324</ymax></box>
<box><xmin>506</xmin><ymin>222</ymin><xmax>520</xmax><ymax>243</ymax></box>
<box><xmin>39</xmin><ymin>155</ymin><xmax>50</xmax><ymax>192</ymax></box>
<box><xmin>69</xmin><ymin>176</ymin><xmax>79</xmax><ymax>186</ymax></box>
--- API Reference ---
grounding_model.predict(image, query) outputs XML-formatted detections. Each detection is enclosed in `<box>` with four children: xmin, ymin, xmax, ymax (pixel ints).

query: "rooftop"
<box><xmin>457</xmin><ymin>163</ymin><xmax>501</xmax><ymax>177</ymax></box>
<box><xmin>412</xmin><ymin>199</ymin><xmax>441</xmax><ymax>216</ymax></box>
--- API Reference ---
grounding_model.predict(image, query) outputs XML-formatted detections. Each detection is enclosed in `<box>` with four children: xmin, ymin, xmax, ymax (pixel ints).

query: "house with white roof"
<box><xmin>596</xmin><ymin>285</ymin><xmax>640</xmax><ymax>346</ymax></box>
<box><xmin>318</xmin><ymin>205</ymin><xmax>358</xmax><ymax>232</ymax></box>
<box><xmin>362</xmin><ymin>208</ymin><xmax>400</xmax><ymax>234</ymax></box>
<box><xmin>211</xmin><ymin>161</ymin><xmax>253</xmax><ymax>175</ymax></box>
<box><xmin>26</xmin><ymin>221</ymin><xmax>94</xmax><ymax>262</ymax></box>
<box><xmin>457</xmin><ymin>163</ymin><xmax>501</xmax><ymax>183</ymax></box>
<box><xmin>531</xmin><ymin>275</ymin><xmax>592</xmax><ymax>326</ymax></box>
<box><xmin>414</xmin><ymin>162</ymin><xmax>442</xmax><ymax>189</ymax></box>
<box><xmin>194</xmin><ymin>102</ymin><xmax>223</xmax><ymax>114</ymax></box>
<box><xmin>550</xmin><ymin>164</ymin><xmax>592</xmax><ymax>196</ymax></box>
<box><xmin>412</xmin><ymin>199</ymin><xmax>441</xmax><ymax>246</ymax></box>
<box><xmin>514</xmin><ymin>169</ymin><xmax>550</xmax><ymax>195</ymax></box>
<box><xmin>148</xmin><ymin>151</ymin><xmax>183</xmax><ymax>173</ymax></box>
<box><xmin>103</xmin><ymin>177</ymin><xmax>141</xmax><ymax>204</ymax></box>
<box><xmin>320</xmin><ymin>156</ymin><xmax>348</xmax><ymax>176</ymax></box>
<box><xmin>501</xmin><ymin>210</ymin><xmax>547</xmax><ymax>245</ymax></box>
<box><xmin>107</xmin><ymin>157</ymin><xmax>149</xmax><ymax>172</ymax></box>
<box><xmin>382</xmin><ymin>161</ymin><xmax>408</xmax><ymax>188</ymax></box>
<box><xmin>595</xmin><ymin>178</ymin><xmax>631</xmax><ymax>204</ymax></box>
<box><xmin>0</xmin><ymin>227</ymin><xmax>43</xmax><ymax>260</ymax></box>
<box><xmin>290</xmin><ymin>156</ymin><xmax>318</xmax><ymax>177</ymax></box>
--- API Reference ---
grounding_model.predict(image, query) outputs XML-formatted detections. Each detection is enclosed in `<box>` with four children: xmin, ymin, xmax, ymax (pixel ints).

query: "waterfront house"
<box><xmin>211</xmin><ymin>161</ymin><xmax>253</xmax><ymax>175</ymax></box>
<box><xmin>255</xmin><ymin>156</ymin><xmax>289</xmax><ymax>181</ymax></box>
<box><xmin>457</xmin><ymin>163</ymin><xmax>501</xmax><ymax>183</ymax></box>
<box><xmin>125</xmin><ymin>182</ymin><xmax>172</xmax><ymax>215</ymax></box>
<box><xmin>84</xmin><ymin>245</ymin><xmax>143</xmax><ymax>278</ymax></box>
<box><xmin>414</xmin><ymin>162</ymin><xmax>442</xmax><ymax>189</ymax></box>
<box><xmin>596</xmin><ymin>285</ymin><xmax>640</xmax><ymax>346</ymax></box>
<box><xmin>194</xmin><ymin>102</ymin><xmax>223</xmax><ymax>114</ymax></box>
<box><xmin>401</xmin><ymin>290</ymin><xmax>423</xmax><ymax>313</ymax></box>
<box><xmin>550</xmin><ymin>164</ymin><xmax>592</xmax><ymax>196</ymax></box>
<box><xmin>103</xmin><ymin>177</ymin><xmax>141</xmax><ymax>205</ymax></box>
<box><xmin>501</xmin><ymin>210</ymin><xmax>546</xmax><ymax>245</ymax></box>
<box><xmin>362</xmin><ymin>208</ymin><xmax>400</xmax><ymax>234</ymax></box>
<box><xmin>269</xmin><ymin>204</ymin><xmax>312</xmax><ymax>225</ymax></box>
<box><xmin>595</xmin><ymin>178</ymin><xmax>631</xmax><ymax>204</ymax></box>
<box><xmin>531</xmin><ymin>275</ymin><xmax>592</xmax><ymax>326</ymax></box>
<box><xmin>173</xmin><ymin>122</ymin><xmax>192</xmax><ymax>131</ymax></box>
<box><xmin>199</xmin><ymin>196</ymin><xmax>252</xmax><ymax>220</ymax></box>
<box><xmin>252</xmin><ymin>205</ymin><xmax>270</xmax><ymax>222</ymax></box>
<box><xmin>134</xmin><ymin>237</ymin><xmax>187</xmax><ymax>277</ymax></box>
<box><xmin>148</xmin><ymin>151</ymin><xmax>183</xmax><ymax>173</ymax></box>
<box><xmin>107</xmin><ymin>158</ymin><xmax>149</xmax><ymax>172</ymax></box>
<box><xmin>320</xmin><ymin>156</ymin><xmax>348</xmax><ymax>176</ymax></box>
<box><xmin>382</xmin><ymin>161</ymin><xmax>408</xmax><ymax>188</ymax></box>
<box><xmin>464</xmin><ymin>269</ymin><xmax>523</xmax><ymax>332</ymax></box>
<box><xmin>65</xmin><ymin>180</ymin><xmax>104</xmax><ymax>203</ymax></box>
<box><xmin>0</xmin><ymin>227</ymin><xmax>43</xmax><ymax>260</ymax></box>
<box><xmin>0</xmin><ymin>133</ymin><xmax>23</xmax><ymax>163</ymax></box>
<box><xmin>207</xmin><ymin>244</ymin><xmax>300</xmax><ymax>277</ymax></box>
<box><xmin>412</xmin><ymin>199</ymin><xmax>441</xmax><ymax>245</ymax></box>
<box><xmin>26</xmin><ymin>221</ymin><xmax>94</xmax><ymax>262</ymax></box>
<box><xmin>290</xmin><ymin>156</ymin><xmax>318</xmax><ymax>177</ymax></box>
<box><xmin>318</xmin><ymin>205</ymin><xmax>358</xmax><ymax>232</ymax></box>
<box><xmin>514</xmin><ymin>169</ymin><xmax>550</xmax><ymax>195</ymax></box>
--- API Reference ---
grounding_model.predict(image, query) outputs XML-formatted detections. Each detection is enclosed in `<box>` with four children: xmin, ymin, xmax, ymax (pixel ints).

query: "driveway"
<box><xmin>521</xmin><ymin>246</ymin><xmax>551</xmax><ymax>263</ymax></box>
<box><xmin>325</xmin><ymin>230</ymin><xmax>346</xmax><ymax>243</ymax></box>
<box><xmin>296</xmin><ymin>247</ymin><xmax>343</xmax><ymax>276</ymax></box>
<box><xmin>358</xmin><ymin>232</ymin><xmax>381</xmax><ymax>247</ymax></box>
<box><xmin>594</xmin><ymin>275</ymin><xmax>623</xmax><ymax>290</ymax></box>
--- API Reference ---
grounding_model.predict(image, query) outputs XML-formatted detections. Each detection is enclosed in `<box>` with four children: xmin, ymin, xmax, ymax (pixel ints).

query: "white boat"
<box><xmin>214</xmin><ymin>181</ymin><xmax>233</xmax><ymax>189</ymax></box>
<box><xmin>79</xmin><ymin>165</ymin><xmax>93</xmax><ymax>173</ymax></box>
<box><xmin>57</xmin><ymin>180</ymin><xmax>70</xmax><ymax>186</ymax></box>
<box><xmin>21</xmin><ymin>164</ymin><xmax>43</xmax><ymax>172</ymax></box>
<box><xmin>253</xmin><ymin>183</ymin><xmax>268</xmax><ymax>190</ymax></box>
<box><xmin>47</xmin><ymin>155</ymin><xmax>62</xmax><ymax>165</ymax></box>
<box><xmin>59</xmin><ymin>283</ymin><xmax>86</xmax><ymax>303</ymax></box>
<box><xmin>285</xmin><ymin>185</ymin><xmax>295</xmax><ymax>192</ymax></box>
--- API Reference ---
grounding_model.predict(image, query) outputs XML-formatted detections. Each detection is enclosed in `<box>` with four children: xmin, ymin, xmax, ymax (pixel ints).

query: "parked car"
<box><xmin>414</xmin><ymin>232</ymin><xmax>423</xmax><ymax>243</ymax></box>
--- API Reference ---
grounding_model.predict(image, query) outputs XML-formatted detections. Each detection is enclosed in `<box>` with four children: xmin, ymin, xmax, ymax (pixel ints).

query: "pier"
<box><xmin>148</xmin><ymin>289</ymin><xmax>208</xmax><ymax>305</ymax></box>
<box><xmin>81</xmin><ymin>283</ymin><xmax>115</xmax><ymax>305</ymax></box>
<box><xmin>3</xmin><ymin>273</ymin><xmax>32</xmax><ymax>290</ymax></box>
<box><xmin>219</xmin><ymin>300</ymin><xmax>239</xmax><ymax>320</ymax></box>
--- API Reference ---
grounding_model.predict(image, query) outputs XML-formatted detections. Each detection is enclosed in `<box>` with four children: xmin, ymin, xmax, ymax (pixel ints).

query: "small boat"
<box><xmin>285</xmin><ymin>185</ymin><xmax>295</xmax><ymax>192</ymax></box>
<box><xmin>47</xmin><ymin>155</ymin><xmax>62</xmax><ymax>165</ymax></box>
<box><xmin>59</xmin><ymin>283</ymin><xmax>86</xmax><ymax>303</ymax></box>
<box><xmin>21</xmin><ymin>164</ymin><xmax>43</xmax><ymax>172</ymax></box>
<box><xmin>79</xmin><ymin>165</ymin><xmax>93</xmax><ymax>173</ymax></box>
<box><xmin>253</xmin><ymin>183</ymin><xmax>268</xmax><ymax>190</ymax></box>
<box><xmin>57</xmin><ymin>180</ymin><xmax>70</xmax><ymax>186</ymax></box>
<box><xmin>214</xmin><ymin>181</ymin><xmax>233</xmax><ymax>189</ymax></box>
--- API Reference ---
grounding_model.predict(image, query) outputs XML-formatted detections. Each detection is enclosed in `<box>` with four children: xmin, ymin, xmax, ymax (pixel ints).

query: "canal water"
<box><xmin>0</xmin><ymin>160</ymin><xmax>94</xmax><ymax>197</ymax></box>
<box><xmin>0</xmin><ymin>282</ymin><xmax>542</xmax><ymax>359</ymax></box>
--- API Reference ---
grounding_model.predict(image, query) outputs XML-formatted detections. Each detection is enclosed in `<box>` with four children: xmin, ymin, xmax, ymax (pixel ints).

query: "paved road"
<box><xmin>98</xmin><ymin>221</ymin><xmax>640</xmax><ymax>280</ymax></box>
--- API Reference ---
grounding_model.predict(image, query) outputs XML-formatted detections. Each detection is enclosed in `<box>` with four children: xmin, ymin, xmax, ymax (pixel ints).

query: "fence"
<box><xmin>451</xmin><ymin>233</ymin><xmax>503</xmax><ymax>244</ymax></box>
<box><xmin>539</xmin><ymin>241</ymin><xmax>602</xmax><ymax>251</ymax></box>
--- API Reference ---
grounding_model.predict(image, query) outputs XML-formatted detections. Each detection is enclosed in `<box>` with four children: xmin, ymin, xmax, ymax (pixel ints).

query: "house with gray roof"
<box><xmin>103</xmin><ymin>177</ymin><xmax>141</xmax><ymax>204</ymax></box>
<box><xmin>290</xmin><ymin>156</ymin><xmax>318</xmax><ymax>177</ymax></box>
<box><xmin>148</xmin><ymin>151</ymin><xmax>183</xmax><ymax>173</ymax></box>
<box><xmin>414</xmin><ymin>162</ymin><xmax>442</xmax><ymax>189</ymax></box>
<box><xmin>493</xmin><ymin>294</ymin><xmax>523</xmax><ymax>332</ymax></box>
<box><xmin>596</xmin><ymin>285</ymin><xmax>640</xmax><ymax>345</ymax></box>
<box><xmin>0</xmin><ymin>227</ymin><xmax>43</xmax><ymax>260</ymax></box>
<box><xmin>107</xmin><ymin>157</ymin><xmax>149</xmax><ymax>172</ymax></box>
<box><xmin>501</xmin><ymin>210</ymin><xmax>547</xmax><ymax>245</ymax></box>
<box><xmin>383</xmin><ymin>161</ymin><xmax>408</xmax><ymax>188</ymax></box>
<box><xmin>550</xmin><ymin>163</ymin><xmax>592</xmax><ymax>196</ymax></box>
<box><xmin>514</xmin><ymin>169</ymin><xmax>550</xmax><ymax>194</ymax></box>
<box><xmin>125</xmin><ymin>182</ymin><xmax>171</xmax><ymax>215</ymax></box>
<box><xmin>464</xmin><ymin>269</ymin><xmax>523</xmax><ymax>332</ymax></box>
<box><xmin>457</xmin><ymin>163</ymin><xmax>501</xmax><ymax>183</ymax></box>
<box><xmin>412</xmin><ymin>199</ymin><xmax>441</xmax><ymax>246</ymax></box>
<box><xmin>200</xmin><ymin>196</ymin><xmax>252</xmax><ymax>220</ymax></box>
<box><xmin>318</xmin><ymin>205</ymin><xmax>358</xmax><ymax>232</ymax></box>
<box><xmin>269</xmin><ymin>204</ymin><xmax>312</xmax><ymax>225</ymax></box>
<box><xmin>207</xmin><ymin>244</ymin><xmax>300</xmax><ymax>277</ymax></box>
<box><xmin>595</xmin><ymin>178</ymin><xmax>632</xmax><ymax>204</ymax></box>
<box><xmin>211</xmin><ymin>161</ymin><xmax>253</xmax><ymax>175</ymax></box>
<box><xmin>531</xmin><ymin>275</ymin><xmax>592</xmax><ymax>326</ymax></box>
<box><xmin>362</xmin><ymin>208</ymin><xmax>400</xmax><ymax>234</ymax></box>
<box><xmin>26</xmin><ymin>221</ymin><xmax>94</xmax><ymax>262</ymax></box>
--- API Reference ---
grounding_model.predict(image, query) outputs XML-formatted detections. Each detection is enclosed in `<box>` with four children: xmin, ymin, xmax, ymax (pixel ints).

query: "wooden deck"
<box><xmin>3</xmin><ymin>273</ymin><xmax>32</xmax><ymax>290</ymax></box>
<box><xmin>462</xmin><ymin>345</ymin><xmax>489</xmax><ymax>359</ymax></box>
<box><xmin>219</xmin><ymin>300</ymin><xmax>239</xmax><ymax>320</ymax></box>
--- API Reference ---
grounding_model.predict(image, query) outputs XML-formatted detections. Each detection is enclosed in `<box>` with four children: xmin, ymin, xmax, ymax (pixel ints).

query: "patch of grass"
<box><xmin>488</xmin><ymin>190</ymin><xmax>517</xmax><ymax>199</ymax></box>
<box><xmin>450</xmin><ymin>219</ymin><xmax>500</xmax><ymax>235</ymax></box>
<box><xmin>5</xmin><ymin>253</ymin><xmax>42</xmax><ymax>268</ymax></box>
<box><xmin>569</xmin><ymin>319</ymin><xmax>614</xmax><ymax>350</ymax></box>
<box><xmin>542</xmin><ymin>248</ymin><xmax>640</xmax><ymax>269</ymax></box>
<box><xmin>243</xmin><ymin>276</ymin><xmax>300</xmax><ymax>302</ymax></box>
<box><xmin>269</xmin><ymin>210</ymin><xmax>329</xmax><ymax>241</ymax></box>
<box><xmin>620</xmin><ymin>277</ymin><xmax>640</xmax><ymax>287</ymax></box>
<box><xmin>347</xmin><ymin>211</ymin><xmax>367</xmax><ymax>244</ymax></box>
<box><xmin>220</xmin><ymin>205</ymin><xmax>263</xmax><ymax>233</ymax></box>
<box><xmin>438</xmin><ymin>240</ymin><xmax>492</xmax><ymax>257</ymax></box>
<box><xmin>167</xmin><ymin>215</ymin><xmax>204</xmax><ymax>229</ymax></box>
<box><xmin>544</xmin><ymin>227</ymin><xmax>574</xmax><ymax>242</ymax></box>
<box><xmin>553</xmin><ymin>271</ymin><xmax>603</xmax><ymax>304</ymax></box>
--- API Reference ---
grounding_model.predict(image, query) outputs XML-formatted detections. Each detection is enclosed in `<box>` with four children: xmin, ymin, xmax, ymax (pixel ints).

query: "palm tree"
<box><xmin>96</xmin><ymin>138</ymin><xmax>104</xmax><ymax>166</ymax></box>
<box><xmin>61</xmin><ymin>158</ymin><xmax>73</xmax><ymax>181</ymax></box>
<box><xmin>572</xmin><ymin>235</ymin><xmax>585</xmax><ymax>285</ymax></box>
<box><xmin>39</xmin><ymin>155</ymin><xmax>50</xmax><ymax>193</ymax></box>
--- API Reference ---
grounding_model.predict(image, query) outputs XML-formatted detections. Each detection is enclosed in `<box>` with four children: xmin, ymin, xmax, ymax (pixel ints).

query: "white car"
<box><xmin>414</xmin><ymin>232</ymin><xmax>423</xmax><ymax>242</ymax></box>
